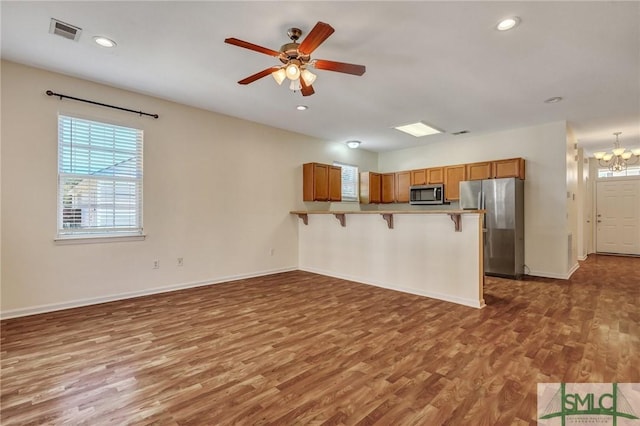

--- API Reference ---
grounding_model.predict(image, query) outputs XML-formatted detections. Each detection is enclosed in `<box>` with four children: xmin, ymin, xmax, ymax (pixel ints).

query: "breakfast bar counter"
<box><xmin>290</xmin><ymin>210</ymin><xmax>486</xmax><ymax>308</ymax></box>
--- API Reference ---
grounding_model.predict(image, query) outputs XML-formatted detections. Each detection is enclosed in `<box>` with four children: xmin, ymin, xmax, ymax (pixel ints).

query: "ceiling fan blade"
<box><xmin>313</xmin><ymin>59</ymin><xmax>366</xmax><ymax>76</ymax></box>
<box><xmin>224</xmin><ymin>38</ymin><xmax>280</xmax><ymax>57</ymax></box>
<box><xmin>298</xmin><ymin>22</ymin><xmax>335</xmax><ymax>55</ymax></box>
<box><xmin>299</xmin><ymin>77</ymin><xmax>315</xmax><ymax>96</ymax></box>
<box><xmin>238</xmin><ymin>67</ymin><xmax>280</xmax><ymax>85</ymax></box>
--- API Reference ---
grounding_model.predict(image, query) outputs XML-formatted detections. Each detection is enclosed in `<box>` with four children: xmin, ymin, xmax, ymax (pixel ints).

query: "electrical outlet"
<box><xmin>153</xmin><ymin>259</ymin><xmax>159</xmax><ymax>269</ymax></box>
<box><xmin>269</xmin><ymin>248</ymin><xmax>275</xmax><ymax>256</ymax></box>
<box><xmin>177</xmin><ymin>257</ymin><xmax>184</xmax><ymax>267</ymax></box>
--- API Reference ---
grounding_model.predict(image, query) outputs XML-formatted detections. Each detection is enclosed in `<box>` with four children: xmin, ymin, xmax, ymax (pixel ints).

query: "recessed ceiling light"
<box><xmin>496</xmin><ymin>16</ymin><xmax>521</xmax><ymax>31</ymax></box>
<box><xmin>296</xmin><ymin>105</ymin><xmax>308</xmax><ymax>111</ymax></box>
<box><xmin>93</xmin><ymin>36</ymin><xmax>117</xmax><ymax>48</ymax></box>
<box><xmin>544</xmin><ymin>96</ymin><xmax>563</xmax><ymax>104</ymax></box>
<box><xmin>394</xmin><ymin>122</ymin><xmax>443</xmax><ymax>137</ymax></box>
<box><xmin>346</xmin><ymin>140</ymin><xmax>361</xmax><ymax>149</ymax></box>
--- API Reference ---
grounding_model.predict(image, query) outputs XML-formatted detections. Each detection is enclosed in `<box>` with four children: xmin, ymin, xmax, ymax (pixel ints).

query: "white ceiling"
<box><xmin>2</xmin><ymin>1</ymin><xmax>639</xmax><ymax>154</ymax></box>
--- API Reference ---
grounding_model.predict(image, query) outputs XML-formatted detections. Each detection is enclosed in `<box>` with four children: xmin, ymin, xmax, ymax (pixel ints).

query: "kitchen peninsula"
<box><xmin>290</xmin><ymin>210</ymin><xmax>486</xmax><ymax>308</ymax></box>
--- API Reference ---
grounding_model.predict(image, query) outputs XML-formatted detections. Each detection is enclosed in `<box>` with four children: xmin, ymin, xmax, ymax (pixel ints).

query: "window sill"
<box><xmin>54</xmin><ymin>234</ymin><xmax>146</xmax><ymax>245</ymax></box>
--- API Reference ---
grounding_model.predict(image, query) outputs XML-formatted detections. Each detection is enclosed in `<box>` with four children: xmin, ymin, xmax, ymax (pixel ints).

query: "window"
<box><xmin>597</xmin><ymin>165</ymin><xmax>640</xmax><ymax>178</ymax></box>
<box><xmin>334</xmin><ymin>162</ymin><xmax>359</xmax><ymax>202</ymax></box>
<box><xmin>57</xmin><ymin>115</ymin><xmax>143</xmax><ymax>238</ymax></box>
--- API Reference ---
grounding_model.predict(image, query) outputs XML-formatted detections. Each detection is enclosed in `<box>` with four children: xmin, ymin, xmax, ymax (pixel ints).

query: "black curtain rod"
<box><xmin>46</xmin><ymin>90</ymin><xmax>159</xmax><ymax>119</ymax></box>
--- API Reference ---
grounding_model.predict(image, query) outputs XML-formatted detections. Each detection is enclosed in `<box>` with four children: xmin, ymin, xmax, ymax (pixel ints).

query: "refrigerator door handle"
<box><xmin>477</xmin><ymin>192</ymin><xmax>482</xmax><ymax>210</ymax></box>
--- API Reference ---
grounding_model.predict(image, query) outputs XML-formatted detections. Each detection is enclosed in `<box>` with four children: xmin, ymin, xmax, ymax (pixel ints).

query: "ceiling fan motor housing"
<box><xmin>278</xmin><ymin>28</ymin><xmax>310</xmax><ymax>64</ymax></box>
<box><xmin>287</xmin><ymin>27</ymin><xmax>302</xmax><ymax>41</ymax></box>
<box><xmin>279</xmin><ymin>42</ymin><xmax>309</xmax><ymax>64</ymax></box>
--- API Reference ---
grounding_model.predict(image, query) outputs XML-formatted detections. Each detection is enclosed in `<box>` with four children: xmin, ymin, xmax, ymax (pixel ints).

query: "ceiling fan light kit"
<box><xmin>289</xmin><ymin>79</ymin><xmax>301</xmax><ymax>92</ymax></box>
<box><xmin>225</xmin><ymin>21</ymin><xmax>366</xmax><ymax>96</ymax></box>
<box><xmin>300</xmin><ymin>69</ymin><xmax>317</xmax><ymax>86</ymax></box>
<box><xmin>272</xmin><ymin>68</ymin><xmax>286</xmax><ymax>85</ymax></box>
<box><xmin>285</xmin><ymin>61</ymin><xmax>301</xmax><ymax>80</ymax></box>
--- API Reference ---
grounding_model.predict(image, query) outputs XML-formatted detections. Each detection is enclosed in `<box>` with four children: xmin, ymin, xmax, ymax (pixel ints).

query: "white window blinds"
<box><xmin>334</xmin><ymin>162</ymin><xmax>359</xmax><ymax>202</ymax></box>
<box><xmin>57</xmin><ymin>116</ymin><xmax>143</xmax><ymax>238</ymax></box>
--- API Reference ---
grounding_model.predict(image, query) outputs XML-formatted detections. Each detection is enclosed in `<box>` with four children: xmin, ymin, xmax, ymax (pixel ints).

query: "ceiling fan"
<box><xmin>224</xmin><ymin>21</ymin><xmax>366</xmax><ymax>96</ymax></box>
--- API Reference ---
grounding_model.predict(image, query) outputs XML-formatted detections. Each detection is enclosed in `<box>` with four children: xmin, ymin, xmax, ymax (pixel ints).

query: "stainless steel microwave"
<box><xmin>409</xmin><ymin>184</ymin><xmax>445</xmax><ymax>205</ymax></box>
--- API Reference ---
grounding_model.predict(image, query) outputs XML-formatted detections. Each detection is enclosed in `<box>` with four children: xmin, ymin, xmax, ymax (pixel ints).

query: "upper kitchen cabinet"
<box><xmin>381</xmin><ymin>173</ymin><xmax>395</xmax><ymax>203</ymax></box>
<box><xmin>427</xmin><ymin>167</ymin><xmax>444</xmax><ymax>184</ymax></box>
<box><xmin>444</xmin><ymin>165</ymin><xmax>466</xmax><ymax>201</ymax></box>
<box><xmin>395</xmin><ymin>171</ymin><xmax>411</xmax><ymax>203</ymax></box>
<box><xmin>410</xmin><ymin>169</ymin><xmax>426</xmax><ymax>186</ymax></box>
<box><xmin>303</xmin><ymin>162</ymin><xmax>342</xmax><ymax>202</ymax></box>
<box><xmin>328</xmin><ymin>166</ymin><xmax>342</xmax><ymax>201</ymax></box>
<box><xmin>466</xmin><ymin>162</ymin><xmax>492</xmax><ymax>181</ymax></box>
<box><xmin>493</xmin><ymin>158</ymin><xmax>526</xmax><ymax>179</ymax></box>
<box><xmin>360</xmin><ymin>172</ymin><xmax>382</xmax><ymax>204</ymax></box>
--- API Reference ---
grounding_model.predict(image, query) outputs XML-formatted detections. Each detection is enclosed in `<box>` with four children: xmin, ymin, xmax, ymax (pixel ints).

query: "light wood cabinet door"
<box><xmin>381</xmin><ymin>173</ymin><xmax>395</xmax><ymax>203</ymax></box>
<box><xmin>395</xmin><ymin>171</ymin><xmax>411</xmax><ymax>203</ymax></box>
<box><xmin>466</xmin><ymin>162</ymin><xmax>492</xmax><ymax>181</ymax></box>
<box><xmin>303</xmin><ymin>163</ymin><xmax>326</xmax><ymax>201</ymax></box>
<box><xmin>303</xmin><ymin>162</ymin><xmax>342</xmax><ymax>202</ymax></box>
<box><xmin>329</xmin><ymin>166</ymin><xmax>342</xmax><ymax>201</ymax></box>
<box><xmin>493</xmin><ymin>158</ymin><xmax>525</xmax><ymax>179</ymax></box>
<box><xmin>370</xmin><ymin>172</ymin><xmax>381</xmax><ymax>204</ymax></box>
<box><xmin>360</xmin><ymin>172</ymin><xmax>382</xmax><ymax>204</ymax></box>
<box><xmin>410</xmin><ymin>169</ymin><xmax>427</xmax><ymax>186</ymax></box>
<box><xmin>426</xmin><ymin>167</ymin><xmax>444</xmax><ymax>184</ymax></box>
<box><xmin>444</xmin><ymin>165</ymin><xmax>466</xmax><ymax>201</ymax></box>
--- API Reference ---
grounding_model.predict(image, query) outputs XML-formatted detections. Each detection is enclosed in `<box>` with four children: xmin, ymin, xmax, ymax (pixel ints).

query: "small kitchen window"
<box><xmin>333</xmin><ymin>162</ymin><xmax>359</xmax><ymax>202</ymax></box>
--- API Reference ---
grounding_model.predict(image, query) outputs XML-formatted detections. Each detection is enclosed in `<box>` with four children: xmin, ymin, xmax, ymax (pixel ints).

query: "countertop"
<box><xmin>290</xmin><ymin>210</ymin><xmax>485</xmax><ymax>215</ymax></box>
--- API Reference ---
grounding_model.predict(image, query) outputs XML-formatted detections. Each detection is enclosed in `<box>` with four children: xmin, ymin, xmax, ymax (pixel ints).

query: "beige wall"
<box><xmin>378</xmin><ymin>121</ymin><xmax>574</xmax><ymax>278</ymax></box>
<box><xmin>298</xmin><ymin>213</ymin><xmax>485</xmax><ymax>308</ymax></box>
<box><xmin>566</xmin><ymin>125</ymin><xmax>580</xmax><ymax>273</ymax></box>
<box><xmin>576</xmin><ymin>147</ymin><xmax>589</xmax><ymax>260</ymax></box>
<box><xmin>0</xmin><ymin>61</ymin><xmax>378</xmax><ymax>317</ymax></box>
<box><xmin>1</xmin><ymin>60</ymin><xmax>581</xmax><ymax>317</ymax></box>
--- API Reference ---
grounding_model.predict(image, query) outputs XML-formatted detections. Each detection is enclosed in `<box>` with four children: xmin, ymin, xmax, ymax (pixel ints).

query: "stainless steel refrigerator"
<box><xmin>459</xmin><ymin>178</ymin><xmax>524</xmax><ymax>279</ymax></box>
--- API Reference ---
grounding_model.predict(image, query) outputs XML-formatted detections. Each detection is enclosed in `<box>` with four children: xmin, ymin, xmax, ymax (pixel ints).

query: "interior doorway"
<box><xmin>595</xmin><ymin>179</ymin><xmax>640</xmax><ymax>255</ymax></box>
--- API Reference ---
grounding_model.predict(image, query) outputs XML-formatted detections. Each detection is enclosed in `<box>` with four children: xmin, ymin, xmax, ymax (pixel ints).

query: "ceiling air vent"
<box><xmin>452</xmin><ymin>130</ymin><xmax>469</xmax><ymax>135</ymax></box>
<box><xmin>49</xmin><ymin>18</ymin><xmax>82</xmax><ymax>41</ymax></box>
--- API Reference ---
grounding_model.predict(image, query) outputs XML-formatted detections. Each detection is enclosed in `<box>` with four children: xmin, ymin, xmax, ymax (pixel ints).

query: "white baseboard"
<box><xmin>0</xmin><ymin>267</ymin><xmax>297</xmax><ymax>320</ymax></box>
<box><xmin>300</xmin><ymin>266</ymin><xmax>485</xmax><ymax>309</ymax></box>
<box><xmin>528</xmin><ymin>262</ymin><xmax>580</xmax><ymax>280</ymax></box>
<box><xmin>578</xmin><ymin>255</ymin><xmax>588</xmax><ymax>261</ymax></box>
<box><xmin>566</xmin><ymin>262</ymin><xmax>580</xmax><ymax>278</ymax></box>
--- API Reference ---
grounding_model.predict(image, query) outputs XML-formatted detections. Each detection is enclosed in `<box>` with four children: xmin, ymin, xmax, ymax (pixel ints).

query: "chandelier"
<box><xmin>594</xmin><ymin>132</ymin><xmax>640</xmax><ymax>172</ymax></box>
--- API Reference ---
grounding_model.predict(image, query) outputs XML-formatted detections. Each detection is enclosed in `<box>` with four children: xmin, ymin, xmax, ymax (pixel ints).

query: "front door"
<box><xmin>596</xmin><ymin>179</ymin><xmax>640</xmax><ymax>255</ymax></box>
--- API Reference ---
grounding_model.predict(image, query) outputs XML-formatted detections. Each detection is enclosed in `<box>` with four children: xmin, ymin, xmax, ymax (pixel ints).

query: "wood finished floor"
<box><xmin>1</xmin><ymin>254</ymin><xmax>639</xmax><ymax>425</ymax></box>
